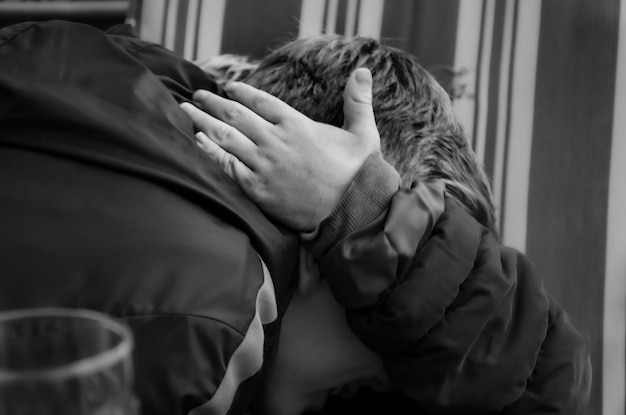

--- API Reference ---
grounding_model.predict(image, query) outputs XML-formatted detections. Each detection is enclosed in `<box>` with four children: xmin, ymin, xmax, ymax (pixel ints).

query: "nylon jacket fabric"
<box><xmin>313</xmin><ymin>173</ymin><xmax>592</xmax><ymax>414</ymax></box>
<box><xmin>0</xmin><ymin>20</ymin><xmax>299</xmax><ymax>415</ymax></box>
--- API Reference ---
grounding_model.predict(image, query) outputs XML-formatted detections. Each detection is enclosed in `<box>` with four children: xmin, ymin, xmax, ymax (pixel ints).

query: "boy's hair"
<box><xmin>196</xmin><ymin>54</ymin><xmax>259</xmax><ymax>86</ymax></box>
<box><xmin>202</xmin><ymin>36</ymin><xmax>497</xmax><ymax>234</ymax></box>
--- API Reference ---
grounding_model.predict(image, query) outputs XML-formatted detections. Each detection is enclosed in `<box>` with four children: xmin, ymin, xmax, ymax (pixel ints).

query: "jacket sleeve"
<box><xmin>306</xmin><ymin>154</ymin><xmax>591</xmax><ymax>413</ymax></box>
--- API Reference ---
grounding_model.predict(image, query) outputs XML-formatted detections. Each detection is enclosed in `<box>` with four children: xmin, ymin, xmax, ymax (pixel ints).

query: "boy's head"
<box><xmin>242</xmin><ymin>35</ymin><xmax>496</xmax><ymax>234</ymax></box>
<box><xmin>196</xmin><ymin>54</ymin><xmax>259</xmax><ymax>86</ymax></box>
<box><xmin>197</xmin><ymin>36</ymin><xmax>497</xmax><ymax>413</ymax></box>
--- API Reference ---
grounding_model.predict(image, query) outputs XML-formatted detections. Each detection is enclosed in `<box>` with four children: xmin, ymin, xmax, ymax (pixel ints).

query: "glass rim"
<box><xmin>0</xmin><ymin>307</ymin><xmax>133</xmax><ymax>382</ymax></box>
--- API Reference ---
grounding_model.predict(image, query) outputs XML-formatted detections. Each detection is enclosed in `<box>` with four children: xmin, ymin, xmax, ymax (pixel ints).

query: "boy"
<box><xmin>183</xmin><ymin>36</ymin><xmax>592</xmax><ymax>414</ymax></box>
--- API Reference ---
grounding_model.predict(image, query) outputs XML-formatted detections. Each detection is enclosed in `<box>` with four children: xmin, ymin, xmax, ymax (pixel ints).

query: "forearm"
<box><xmin>302</xmin><ymin>152</ymin><xmax>402</xmax><ymax>259</ymax></box>
<box><xmin>306</xmin><ymin>161</ymin><xmax>590</xmax><ymax>412</ymax></box>
<box><xmin>304</xmin><ymin>154</ymin><xmax>445</xmax><ymax>310</ymax></box>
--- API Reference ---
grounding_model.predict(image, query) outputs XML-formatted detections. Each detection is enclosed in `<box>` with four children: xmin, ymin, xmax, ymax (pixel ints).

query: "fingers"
<box><xmin>222</xmin><ymin>81</ymin><xmax>303</xmax><ymax>125</ymax></box>
<box><xmin>195</xmin><ymin>131</ymin><xmax>254</xmax><ymax>184</ymax></box>
<box><xmin>192</xmin><ymin>89</ymin><xmax>273</xmax><ymax>144</ymax></box>
<box><xmin>342</xmin><ymin>68</ymin><xmax>380</xmax><ymax>152</ymax></box>
<box><xmin>342</xmin><ymin>68</ymin><xmax>376</xmax><ymax>132</ymax></box>
<box><xmin>180</xmin><ymin>102</ymin><xmax>258</xmax><ymax>167</ymax></box>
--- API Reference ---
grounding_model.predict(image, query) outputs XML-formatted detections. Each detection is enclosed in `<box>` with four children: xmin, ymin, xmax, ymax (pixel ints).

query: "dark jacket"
<box><xmin>308</xmin><ymin>156</ymin><xmax>592</xmax><ymax>414</ymax></box>
<box><xmin>0</xmin><ymin>20</ymin><xmax>299</xmax><ymax>415</ymax></box>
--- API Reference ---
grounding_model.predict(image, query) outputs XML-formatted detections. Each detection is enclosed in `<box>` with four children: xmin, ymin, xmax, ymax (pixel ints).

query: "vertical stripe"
<box><xmin>138</xmin><ymin>0</ymin><xmax>166</xmax><ymax>45</ymax></box>
<box><xmin>356</xmin><ymin>0</ymin><xmax>384</xmax><ymax>39</ymax></box>
<box><xmin>501</xmin><ymin>0</ymin><xmax>540</xmax><ymax>252</ymax></box>
<box><xmin>160</xmin><ymin>0</ymin><xmax>171</xmax><ymax>46</ymax></box>
<box><xmin>344</xmin><ymin>0</ymin><xmax>359</xmax><ymax>37</ymax></box>
<box><xmin>322</xmin><ymin>0</ymin><xmax>330</xmax><ymax>34</ymax></box>
<box><xmin>604</xmin><ymin>0</ymin><xmax>626</xmax><ymax>412</ymax></box>
<box><xmin>482</xmin><ymin>0</ymin><xmax>506</xmax><ymax>179</ymax></box>
<box><xmin>173</xmin><ymin>0</ymin><xmax>189</xmax><ymax>56</ymax></box>
<box><xmin>528</xmin><ymin>1</ymin><xmax>619</xmax><ymax>413</ymax></box>
<box><xmin>335</xmin><ymin>0</ymin><xmax>348</xmax><ymax>35</ymax></box>
<box><xmin>194</xmin><ymin>0</ymin><xmax>226</xmax><ymax>61</ymax></box>
<box><xmin>473</xmin><ymin>0</ymin><xmax>495</xmax><ymax>163</ymax></box>
<box><xmin>163</xmin><ymin>0</ymin><xmax>178</xmax><ymax>51</ymax></box>
<box><xmin>470</xmin><ymin>2</ymin><xmax>487</xmax><ymax>150</ymax></box>
<box><xmin>380</xmin><ymin>0</ymin><xmax>413</xmax><ymax>49</ymax></box>
<box><xmin>380</xmin><ymin>0</ymin><xmax>459</xmax><ymax>91</ymax></box>
<box><xmin>220</xmin><ymin>0</ymin><xmax>302</xmax><ymax>59</ymax></box>
<box><xmin>298</xmin><ymin>0</ymin><xmax>326</xmax><ymax>38</ymax></box>
<box><xmin>183</xmin><ymin>0</ymin><xmax>199</xmax><ymax>60</ymax></box>
<box><xmin>491</xmin><ymin>0</ymin><xmax>515</xmax><ymax>230</ymax></box>
<box><xmin>325</xmin><ymin>0</ymin><xmax>339</xmax><ymax>34</ymax></box>
<box><xmin>453</xmin><ymin>0</ymin><xmax>483</xmax><ymax>142</ymax></box>
<box><xmin>192</xmin><ymin>0</ymin><xmax>203</xmax><ymax>60</ymax></box>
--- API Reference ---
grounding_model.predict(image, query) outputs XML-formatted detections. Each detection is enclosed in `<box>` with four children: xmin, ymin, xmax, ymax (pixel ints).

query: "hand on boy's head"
<box><xmin>180</xmin><ymin>68</ymin><xmax>380</xmax><ymax>231</ymax></box>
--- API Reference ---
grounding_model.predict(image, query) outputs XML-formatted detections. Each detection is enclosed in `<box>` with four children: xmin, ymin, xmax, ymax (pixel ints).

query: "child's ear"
<box><xmin>297</xmin><ymin>247</ymin><xmax>322</xmax><ymax>294</ymax></box>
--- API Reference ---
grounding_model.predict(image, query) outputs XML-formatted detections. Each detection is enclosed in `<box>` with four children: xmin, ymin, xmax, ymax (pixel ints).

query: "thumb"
<box><xmin>342</xmin><ymin>68</ymin><xmax>380</xmax><ymax>149</ymax></box>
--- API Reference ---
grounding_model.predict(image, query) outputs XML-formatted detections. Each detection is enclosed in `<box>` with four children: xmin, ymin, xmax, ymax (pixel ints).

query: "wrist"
<box><xmin>305</xmin><ymin>152</ymin><xmax>401</xmax><ymax>258</ymax></box>
<box><xmin>305</xmin><ymin>149</ymin><xmax>372</xmax><ymax>232</ymax></box>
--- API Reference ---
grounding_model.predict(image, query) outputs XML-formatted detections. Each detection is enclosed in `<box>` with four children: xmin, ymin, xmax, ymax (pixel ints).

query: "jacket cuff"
<box><xmin>304</xmin><ymin>152</ymin><xmax>401</xmax><ymax>258</ymax></box>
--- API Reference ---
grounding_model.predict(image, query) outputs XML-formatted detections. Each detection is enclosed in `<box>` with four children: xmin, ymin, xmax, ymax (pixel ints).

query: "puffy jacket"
<box><xmin>0</xmin><ymin>20</ymin><xmax>299</xmax><ymax>415</ymax></box>
<box><xmin>308</xmin><ymin>155</ymin><xmax>592</xmax><ymax>414</ymax></box>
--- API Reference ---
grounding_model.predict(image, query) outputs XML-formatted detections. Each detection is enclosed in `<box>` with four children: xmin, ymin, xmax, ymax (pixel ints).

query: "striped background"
<box><xmin>1</xmin><ymin>1</ymin><xmax>624</xmax><ymax>414</ymax></box>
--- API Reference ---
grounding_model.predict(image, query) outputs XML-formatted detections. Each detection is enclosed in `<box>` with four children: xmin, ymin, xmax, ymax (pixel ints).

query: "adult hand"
<box><xmin>180</xmin><ymin>68</ymin><xmax>380</xmax><ymax>231</ymax></box>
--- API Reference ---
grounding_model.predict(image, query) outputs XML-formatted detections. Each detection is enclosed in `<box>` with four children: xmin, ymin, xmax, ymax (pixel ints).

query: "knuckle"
<box><xmin>250</xmin><ymin>95</ymin><xmax>269</xmax><ymax>113</ymax></box>
<box><xmin>222</xmin><ymin>105</ymin><xmax>242</xmax><ymax>122</ymax></box>
<box><xmin>218</xmin><ymin>152</ymin><xmax>232</xmax><ymax>169</ymax></box>
<box><xmin>215</xmin><ymin>124</ymin><xmax>234</xmax><ymax>142</ymax></box>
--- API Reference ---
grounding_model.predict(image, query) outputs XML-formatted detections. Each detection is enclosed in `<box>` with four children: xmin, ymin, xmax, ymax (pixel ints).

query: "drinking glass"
<box><xmin>0</xmin><ymin>308</ymin><xmax>137</xmax><ymax>415</ymax></box>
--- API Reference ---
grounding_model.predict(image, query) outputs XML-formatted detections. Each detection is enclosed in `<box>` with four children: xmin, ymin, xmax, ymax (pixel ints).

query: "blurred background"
<box><xmin>1</xmin><ymin>1</ymin><xmax>624</xmax><ymax>414</ymax></box>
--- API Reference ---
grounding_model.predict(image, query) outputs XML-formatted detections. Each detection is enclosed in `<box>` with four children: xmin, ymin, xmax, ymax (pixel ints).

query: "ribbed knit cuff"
<box><xmin>304</xmin><ymin>152</ymin><xmax>401</xmax><ymax>259</ymax></box>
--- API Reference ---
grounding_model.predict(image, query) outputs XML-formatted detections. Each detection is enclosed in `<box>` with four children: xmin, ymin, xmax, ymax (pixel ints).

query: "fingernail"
<box><xmin>193</xmin><ymin>89</ymin><xmax>210</xmax><ymax>101</ymax></box>
<box><xmin>355</xmin><ymin>68</ymin><xmax>372</xmax><ymax>86</ymax></box>
<box><xmin>180</xmin><ymin>102</ymin><xmax>193</xmax><ymax>111</ymax></box>
<box><xmin>223</xmin><ymin>81</ymin><xmax>240</xmax><ymax>92</ymax></box>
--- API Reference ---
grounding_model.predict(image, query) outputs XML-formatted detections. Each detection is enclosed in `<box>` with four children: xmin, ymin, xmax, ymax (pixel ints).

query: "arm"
<box><xmin>308</xmin><ymin>156</ymin><xmax>591</xmax><ymax>412</ymax></box>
